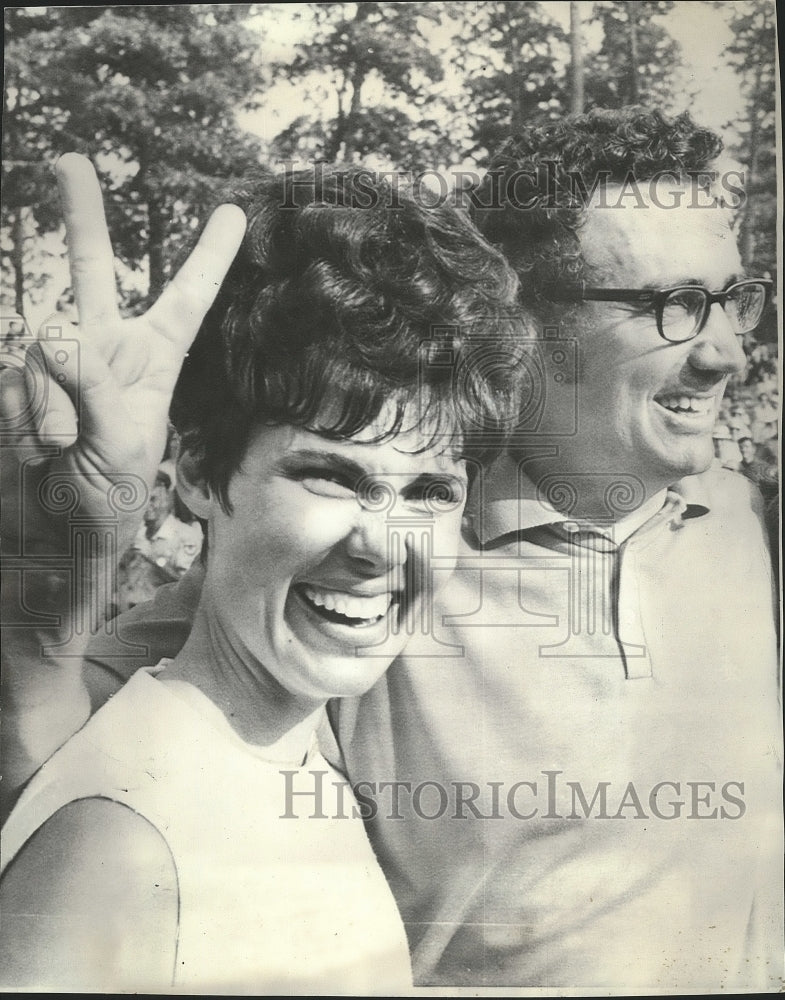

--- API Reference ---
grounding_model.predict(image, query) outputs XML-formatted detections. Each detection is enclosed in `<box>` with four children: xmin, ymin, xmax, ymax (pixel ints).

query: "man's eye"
<box><xmin>624</xmin><ymin>300</ymin><xmax>656</xmax><ymax>318</ymax></box>
<box><xmin>663</xmin><ymin>288</ymin><xmax>705</xmax><ymax>315</ymax></box>
<box><xmin>666</xmin><ymin>293</ymin><xmax>696</xmax><ymax>312</ymax></box>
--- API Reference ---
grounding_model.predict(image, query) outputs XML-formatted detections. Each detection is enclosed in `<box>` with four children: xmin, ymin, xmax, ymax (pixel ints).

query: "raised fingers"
<box><xmin>56</xmin><ymin>153</ymin><xmax>120</xmax><ymax>331</ymax></box>
<box><xmin>145</xmin><ymin>203</ymin><xmax>246</xmax><ymax>353</ymax></box>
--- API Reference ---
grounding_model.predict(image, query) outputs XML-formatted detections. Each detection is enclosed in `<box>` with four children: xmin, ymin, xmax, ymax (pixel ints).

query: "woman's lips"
<box><xmin>296</xmin><ymin>583</ymin><xmax>395</xmax><ymax>627</ymax></box>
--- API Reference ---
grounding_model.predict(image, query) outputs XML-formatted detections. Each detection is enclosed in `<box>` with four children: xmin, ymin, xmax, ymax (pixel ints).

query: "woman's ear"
<box><xmin>176</xmin><ymin>449</ymin><xmax>212</xmax><ymax>520</ymax></box>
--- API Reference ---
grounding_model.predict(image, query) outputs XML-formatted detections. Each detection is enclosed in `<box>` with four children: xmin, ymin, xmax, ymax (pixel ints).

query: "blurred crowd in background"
<box><xmin>712</xmin><ymin>340</ymin><xmax>778</xmax><ymax>481</ymax></box>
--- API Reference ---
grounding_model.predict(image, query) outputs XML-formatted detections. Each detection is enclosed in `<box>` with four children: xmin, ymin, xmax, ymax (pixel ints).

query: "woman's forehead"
<box><xmin>294</xmin><ymin>423</ymin><xmax>466</xmax><ymax>471</ymax></box>
<box><xmin>242</xmin><ymin>417</ymin><xmax>467</xmax><ymax>477</ymax></box>
<box><xmin>313</xmin><ymin>395</ymin><xmax>466</xmax><ymax>459</ymax></box>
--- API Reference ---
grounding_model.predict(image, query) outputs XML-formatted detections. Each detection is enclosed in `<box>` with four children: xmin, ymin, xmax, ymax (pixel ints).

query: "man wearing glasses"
<box><xmin>2</xmin><ymin>108</ymin><xmax>781</xmax><ymax>991</ymax></box>
<box><xmin>334</xmin><ymin>107</ymin><xmax>782</xmax><ymax>990</ymax></box>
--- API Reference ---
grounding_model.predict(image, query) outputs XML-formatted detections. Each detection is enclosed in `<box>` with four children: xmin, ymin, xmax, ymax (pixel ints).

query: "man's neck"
<box><xmin>510</xmin><ymin>449</ymin><xmax>669</xmax><ymax>523</ymax></box>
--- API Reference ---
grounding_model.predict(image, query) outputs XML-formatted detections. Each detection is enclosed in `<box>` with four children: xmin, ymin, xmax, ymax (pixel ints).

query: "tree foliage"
<box><xmin>450</xmin><ymin>1</ymin><xmax>569</xmax><ymax>161</ymax></box>
<box><xmin>3</xmin><ymin>1</ymin><xmax>778</xmax><ymax>331</ymax></box>
<box><xmin>719</xmin><ymin>0</ymin><xmax>777</xmax><ymax>288</ymax></box>
<box><xmin>3</xmin><ymin>5</ymin><xmax>264</xmax><ymax>311</ymax></box>
<box><xmin>448</xmin><ymin>1</ymin><xmax>685</xmax><ymax>165</ymax></box>
<box><xmin>269</xmin><ymin>2</ymin><xmax>453</xmax><ymax>170</ymax></box>
<box><xmin>583</xmin><ymin>2</ymin><xmax>683</xmax><ymax>110</ymax></box>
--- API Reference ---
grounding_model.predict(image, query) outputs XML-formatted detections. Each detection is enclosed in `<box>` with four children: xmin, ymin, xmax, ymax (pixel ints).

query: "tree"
<box><xmin>444</xmin><ymin>1</ymin><xmax>687</xmax><ymax>166</ymax></box>
<box><xmin>2</xmin><ymin>6</ymin><xmax>265</xmax><ymax>309</ymax></box>
<box><xmin>720</xmin><ymin>0</ymin><xmax>777</xmax><ymax>288</ymax></box>
<box><xmin>451</xmin><ymin>1</ymin><xmax>569</xmax><ymax>163</ymax></box>
<box><xmin>2</xmin><ymin>7</ymin><xmax>106</xmax><ymax>314</ymax></box>
<box><xmin>270</xmin><ymin>2</ymin><xmax>453</xmax><ymax>170</ymax></box>
<box><xmin>569</xmin><ymin>2</ymin><xmax>586</xmax><ymax>115</ymax></box>
<box><xmin>583</xmin><ymin>2</ymin><xmax>682</xmax><ymax>111</ymax></box>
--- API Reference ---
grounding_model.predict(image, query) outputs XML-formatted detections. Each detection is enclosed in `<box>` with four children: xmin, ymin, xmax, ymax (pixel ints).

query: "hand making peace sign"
<box><xmin>1</xmin><ymin>154</ymin><xmax>246</xmax><ymax>558</ymax></box>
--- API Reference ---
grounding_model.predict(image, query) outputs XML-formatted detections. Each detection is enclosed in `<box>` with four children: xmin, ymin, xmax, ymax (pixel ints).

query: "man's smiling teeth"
<box><xmin>657</xmin><ymin>394</ymin><xmax>715</xmax><ymax>416</ymax></box>
<box><xmin>302</xmin><ymin>585</ymin><xmax>393</xmax><ymax>624</ymax></box>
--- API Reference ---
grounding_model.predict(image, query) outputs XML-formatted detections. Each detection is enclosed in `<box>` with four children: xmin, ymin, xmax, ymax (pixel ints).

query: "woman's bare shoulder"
<box><xmin>0</xmin><ymin>796</ymin><xmax>178</xmax><ymax>991</ymax></box>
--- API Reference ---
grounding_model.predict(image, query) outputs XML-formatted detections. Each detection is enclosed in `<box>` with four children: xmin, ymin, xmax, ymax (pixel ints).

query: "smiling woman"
<box><xmin>0</xmin><ymin>160</ymin><xmax>525</xmax><ymax>991</ymax></box>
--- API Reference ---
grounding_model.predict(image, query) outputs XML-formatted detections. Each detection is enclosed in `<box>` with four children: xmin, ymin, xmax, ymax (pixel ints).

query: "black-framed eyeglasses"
<box><xmin>544</xmin><ymin>278</ymin><xmax>773</xmax><ymax>343</ymax></box>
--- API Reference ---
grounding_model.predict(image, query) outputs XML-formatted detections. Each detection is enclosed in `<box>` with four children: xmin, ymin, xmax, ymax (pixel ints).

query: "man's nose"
<box><xmin>344</xmin><ymin>509</ymin><xmax>408</xmax><ymax>575</ymax></box>
<box><xmin>687</xmin><ymin>302</ymin><xmax>747</xmax><ymax>375</ymax></box>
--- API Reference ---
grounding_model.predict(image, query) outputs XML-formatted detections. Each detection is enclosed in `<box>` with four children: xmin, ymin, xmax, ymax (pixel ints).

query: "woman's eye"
<box><xmin>404</xmin><ymin>479</ymin><xmax>465</xmax><ymax>512</ymax></box>
<box><xmin>299</xmin><ymin>473</ymin><xmax>356</xmax><ymax>498</ymax></box>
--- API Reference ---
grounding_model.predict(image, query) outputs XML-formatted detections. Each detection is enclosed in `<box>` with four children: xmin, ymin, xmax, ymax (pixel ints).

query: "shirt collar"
<box><xmin>467</xmin><ymin>452</ymin><xmax>710</xmax><ymax>547</ymax></box>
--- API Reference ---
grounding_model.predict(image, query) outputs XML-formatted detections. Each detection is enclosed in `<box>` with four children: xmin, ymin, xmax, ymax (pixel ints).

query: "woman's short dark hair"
<box><xmin>171</xmin><ymin>165</ymin><xmax>527</xmax><ymax>510</ymax></box>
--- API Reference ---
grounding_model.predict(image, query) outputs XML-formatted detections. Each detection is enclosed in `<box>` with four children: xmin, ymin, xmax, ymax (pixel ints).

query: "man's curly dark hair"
<box><xmin>474</xmin><ymin>106</ymin><xmax>725</xmax><ymax>305</ymax></box>
<box><xmin>171</xmin><ymin>165</ymin><xmax>526</xmax><ymax>510</ymax></box>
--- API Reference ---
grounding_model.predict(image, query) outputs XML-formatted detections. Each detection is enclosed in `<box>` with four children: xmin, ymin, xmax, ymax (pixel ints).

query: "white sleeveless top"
<box><xmin>1</xmin><ymin>669</ymin><xmax>412</xmax><ymax>993</ymax></box>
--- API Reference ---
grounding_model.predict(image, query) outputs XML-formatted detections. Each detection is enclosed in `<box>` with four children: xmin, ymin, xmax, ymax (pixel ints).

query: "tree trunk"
<box><xmin>739</xmin><ymin>94</ymin><xmax>761</xmax><ymax>270</ymax></box>
<box><xmin>507</xmin><ymin>1</ymin><xmax>526</xmax><ymax>133</ymax></box>
<box><xmin>627</xmin><ymin>1</ymin><xmax>639</xmax><ymax>104</ymax></box>
<box><xmin>147</xmin><ymin>198</ymin><xmax>166</xmax><ymax>303</ymax></box>
<box><xmin>139</xmin><ymin>153</ymin><xmax>166</xmax><ymax>303</ymax></box>
<box><xmin>570</xmin><ymin>2</ymin><xmax>585</xmax><ymax>114</ymax></box>
<box><xmin>11</xmin><ymin>211</ymin><xmax>25</xmax><ymax>316</ymax></box>
<box><xmin>341</xmin><ymin>69</ymin><xmax>365</xmax><ymax>161</ymax></box>
<box><xmin>326</xmin><ymin>2</ymin><xmax>371</xmax><ymax>161</ymax></box>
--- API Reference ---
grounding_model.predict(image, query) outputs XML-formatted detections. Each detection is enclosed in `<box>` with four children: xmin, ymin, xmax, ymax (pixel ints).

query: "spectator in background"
<box><xmin>737</xmin><ymin>435</ymin><xmax>779</xmax><ymax>579</ymax></box>
<box><xmin>0</xmin><ymin>319</ymin><xmax>27</xmax><ymax>370</ymax></box>
<box><xmin>751</xmin><ymin>386</ymin><xmax>778</xmax><ymax>448</ymax></box>
<box><xmin>738</xmin><ymin>436</ymin><xmax>777</xmax><ymax>490</ymax></box>
<box><xmin>116</xmin><ymin>467</ymin><xmax>203</xmax><ymax>614</ymax></box>
<box><xmin>55</xmin><ymin>290</ymin><xmax>78</xmax><ymax>321</ymax></box>
<box><xmin>727</xmin><ymin>402</ymin><xmax>753</xmax><ymax>442</ymax></box>
<box><xmin>712</xmin><ymin>422</ymin><xmax>741</xmax><ymax>472</ymax></box>
<box><xmin>130</xmin><ymin>467</ymin><xmax>202</xmax><ymax>579</ymax></box>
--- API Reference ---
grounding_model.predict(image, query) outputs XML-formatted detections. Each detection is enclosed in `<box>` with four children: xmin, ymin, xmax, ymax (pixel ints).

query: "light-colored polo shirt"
<box><xmin>331</xmin><ymin>459</ymin><xmax>783</xmax><ymax>991</ymax></box>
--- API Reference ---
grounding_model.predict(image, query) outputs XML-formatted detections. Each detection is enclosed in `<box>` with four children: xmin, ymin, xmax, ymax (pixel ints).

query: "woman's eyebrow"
<box><xmin>277</xmin><ymin>449</ymin><xmax>369</xmax><ymax>480</ymax></box>
<box><xmin>403</xmin><ymin>471</ymin><xmax>468</xmax><ymax>493</ymax></box>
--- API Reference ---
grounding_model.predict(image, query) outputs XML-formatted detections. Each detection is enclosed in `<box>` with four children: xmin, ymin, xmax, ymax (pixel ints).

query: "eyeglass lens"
<box><xmin>660</xmin><ymin>283</ymin><xmax>767</xmax><ymax>341</ymax></box>
<box><xmin>727</xmin><ymin>283</ymin><xmax>766</xmax><ymax>332</ymax></box>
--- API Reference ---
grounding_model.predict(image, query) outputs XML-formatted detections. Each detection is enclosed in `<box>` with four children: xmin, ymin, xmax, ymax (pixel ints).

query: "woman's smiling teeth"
<box><xmin>299</xmin><ymin>585</ymin><xmax>394</xmax><ymax>627</ymax></box>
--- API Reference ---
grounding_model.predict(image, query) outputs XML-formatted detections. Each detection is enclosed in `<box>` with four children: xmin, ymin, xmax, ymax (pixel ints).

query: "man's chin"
<box><xmin>656</xmin><ymin>443</ymin><xmax>714</xmax><ymax>483</ymax></box>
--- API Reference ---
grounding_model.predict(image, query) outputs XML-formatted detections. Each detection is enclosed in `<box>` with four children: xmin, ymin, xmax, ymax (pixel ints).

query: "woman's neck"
<box><xmin>162</xmin><ymin>602</ymin><xmax>326</xmax><ymax>765</ymax></box>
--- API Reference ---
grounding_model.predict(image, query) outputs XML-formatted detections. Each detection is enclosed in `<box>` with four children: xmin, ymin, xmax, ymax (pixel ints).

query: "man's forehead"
<box><xmin>580</xmin><ymin>182</ymin><xmax>741</xmax><ymax>286</ymax></box>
